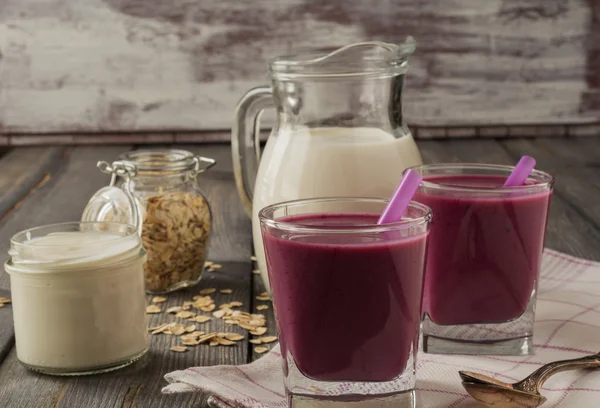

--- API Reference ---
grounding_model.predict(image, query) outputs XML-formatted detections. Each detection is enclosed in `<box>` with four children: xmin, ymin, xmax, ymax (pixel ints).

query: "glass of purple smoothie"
<box><xmin>413</xmin><ymin>163</ymin><xmax>554</xmax><ymax>356</ymax></box>
<box><xmin>259</xmin><ymin>197</ymin><xmax>431</xmax><ymax>408</ymax></box>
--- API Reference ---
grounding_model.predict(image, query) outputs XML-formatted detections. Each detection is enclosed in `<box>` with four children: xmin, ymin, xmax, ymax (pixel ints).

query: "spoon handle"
<box><xmin>516</xmin><ymin>352</ymin><xmax>600</xmax><ymax>394</ymax></box>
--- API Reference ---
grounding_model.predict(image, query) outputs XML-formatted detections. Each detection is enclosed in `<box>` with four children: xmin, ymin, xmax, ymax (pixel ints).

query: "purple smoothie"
<box><xmin>415</xmin><ymin>175</ymin><xmax>552</xmax><ymax>325</ymax></box>
<box><xmin>261</xmin><ymin>213</ymin><xmax>428</xmax><ymax>382</ymax></box>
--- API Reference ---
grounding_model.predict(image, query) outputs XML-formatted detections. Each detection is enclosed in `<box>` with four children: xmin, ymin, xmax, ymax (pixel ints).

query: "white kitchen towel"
<box><xmin>163</xmin><ymin>249</ymin><xmax>600</xmax><ymax>407</ymax></box>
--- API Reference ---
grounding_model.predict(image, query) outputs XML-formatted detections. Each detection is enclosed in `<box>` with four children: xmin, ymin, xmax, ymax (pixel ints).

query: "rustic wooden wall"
<box><xmin>0</xmin><ymin>0</ymin><xmax>598</xmax><ymax>135</ymax></box>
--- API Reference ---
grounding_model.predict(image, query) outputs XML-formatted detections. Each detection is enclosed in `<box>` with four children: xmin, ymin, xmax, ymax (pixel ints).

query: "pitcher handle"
<box><xmin>231</xmin><ymin>86</ymin><xmax>273</xmax><ymax>217</ymax></box>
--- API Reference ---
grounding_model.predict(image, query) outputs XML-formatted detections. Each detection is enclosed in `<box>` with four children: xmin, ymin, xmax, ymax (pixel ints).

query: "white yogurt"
<box><xmin>5</xmin><ymin>223</ymin><xmax>148</xmax><ymax>375</ymax></box>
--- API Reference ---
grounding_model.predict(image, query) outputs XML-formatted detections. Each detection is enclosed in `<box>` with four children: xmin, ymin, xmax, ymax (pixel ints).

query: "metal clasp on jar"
<box><xmin>97</xmin><ymin>160</ymin><xmax>140</xmax><ymax>228</ymax></box>
<box><xmin>191</xmin><ymin>156</ymin><xmax>216</xmax><ymax>178</ymax></box>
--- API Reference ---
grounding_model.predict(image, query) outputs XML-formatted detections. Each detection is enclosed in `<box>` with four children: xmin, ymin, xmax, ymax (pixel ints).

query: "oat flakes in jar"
<box><xmin>4</xmin><ymin>222</ymin><xmax>148</xmax><ymax>375</ymax></box>
<box><xmin>82</xmin><ymin>149</ymin><xmax>215</xmax><ymax>294</ymax></box>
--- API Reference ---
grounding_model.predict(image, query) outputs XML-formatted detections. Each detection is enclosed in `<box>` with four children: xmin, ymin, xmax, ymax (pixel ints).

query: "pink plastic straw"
<box><xmin>377</xmin><ymin>169</ymin><xmax>423</xmax><ymax>224</ymax></box>
<box><xmin>504</xmin><ymin>156</ymin><xmax>536</xmax><ymax>187</ymax></box>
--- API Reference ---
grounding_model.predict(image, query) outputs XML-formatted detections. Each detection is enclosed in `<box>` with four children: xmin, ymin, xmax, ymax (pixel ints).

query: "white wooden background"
<box><xmin>0</xmin><ymin>0</ymin><xmax>598</xmax><ymax>134</ymax></box>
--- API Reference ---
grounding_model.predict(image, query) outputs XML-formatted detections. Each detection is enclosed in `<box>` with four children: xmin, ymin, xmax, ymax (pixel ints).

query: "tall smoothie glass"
<box><xmin>413</xmin><ymin>164</ymin><xmax>554</xmax><ymax>355</ymax></box>
<box><xmin>259</xmin><ymin>197</ymin><xmax>431</xmax><ymax>408</ymax></box>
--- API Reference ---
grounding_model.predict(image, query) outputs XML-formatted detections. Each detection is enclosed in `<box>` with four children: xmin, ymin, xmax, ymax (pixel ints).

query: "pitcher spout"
<box><xmin>269</xmin><ymin>37</ymin><xmax>416</xmax><ymax>79</ymax></box>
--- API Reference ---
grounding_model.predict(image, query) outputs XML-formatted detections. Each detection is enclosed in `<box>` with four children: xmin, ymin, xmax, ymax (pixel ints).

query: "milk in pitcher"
<box><xmin>253</xmin><ymin>127</ymin><xmax>422</xmax><ymax>292</ymax></box>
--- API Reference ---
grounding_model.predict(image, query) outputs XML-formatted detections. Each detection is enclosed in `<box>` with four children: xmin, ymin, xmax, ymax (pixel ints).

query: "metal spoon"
<box><xmin>459</xmin><ymin>352</ymin><xmax>600</xmax><ymax>407</ymax></box>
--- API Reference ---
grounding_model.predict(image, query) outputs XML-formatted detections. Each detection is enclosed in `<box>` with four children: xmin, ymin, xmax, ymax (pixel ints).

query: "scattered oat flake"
<box><xmin>224</xmin><ymin>333</ymin><xmax>244</xmax><ymax>341</ymax></box>
<box><xmin>151</xmin><ymin>323</ymin><xmax>176</xmax><ymax>335</ymax></box>
<box><xmin>252</xmin><ymin>270</ymin><xmax>261</xmax><ymax>275</ymax></box>
<box><xmin>185</xmin><ymin>325</ymin><xmax>196</xmax><ymax>333</ymax></box>
<box><xmin>170</xmin><ymin>324</ymin><xmax>186</xmax><ymax>335</ymax></box>
<box><xmin>218</xmin><ymin>338</ymin><xmax>236</xmax><ymax>346</ymax></box>
<box><xmin>249</xmin><ymin>339</ymin><xmax>262</xmax><ymax>344</ymax></box>
<box><xmin>199</xmin><ymin>333</ymin><xmax>217</xmax><ymax>343</ymax></box>
<box><xmin>182</xmin><ymin>338</ymin><xmax>200</xmax><ymax>346</ymax></box>
<box><xmin>209</xmin><ymin>340</ymin><xmax>219</xmax><ymax>347</ymax></box>
<box><xmin>256</xmin><ymin>295</ymin><xmax>270</xmax><ymax>301</ymax></box>
<box><xmin>239</xmin><ymin>323</ymin><xmax>256</xmax><ymax>331</ymax></box>
<box><xmin>213</xmin><ymin>310</ymin><xmax>226</xmax><ymax>319</ymax></box>
<box><xmin>170</xmin><ymin>346</ymin><xmax>187</xmax><ymax>353</ymax></box>
<box><xmin>200</xmin><ymin>304</ymin><xmax>216</xmax><ymax>312</ymax></box>
<box><xmin>220</xmin><ymin>289</ymin><xmax>233</xmax><ymax>294</ymax></box>
<box><xmin>256</xmin><ymin>305</ymin><xmax>269</xmax><ymax>311</ymax></box>
<box><xmin>194</xmin><ymin>315</ymin><xmax>211</xmax><ymax>323</ymax></box>
<box><xmin>146</xmin><ymin>305</ymin><xmax>161</xmax><ymax>314</ymax></box>
<box><xmin>199</xmin><ymin>288</ymin><xmax>216</xmax><ymax>295</ymax></box>
<box><xmin>260</xmin><ymin>292</ymin><xmax>268</xmax><ymax>297</ymax></box>
<box><xmin>0</xmin><ymin>304</ymin><xmax>4</xmax><ymax>308</ymax></box>
<box><xmin>224</xmin><ymin>319</ymin><xmax>236</xmax><ymax>325</ymax></box>
<box><xmin>254</xmin><ymin>347</ymin><xmax>268</xmax><ymax>354</ymax></box>
<box><xmin>167</xmin><ymin>306</ymin><xmax>182</xmax><ymax>314</ymax></box>
<box><xmin>250</xmin><ymin>327</ymin><xmax>268</xmax><ymax>336</ymax></box>
<box><xmin>250</xmin><ymin>256</ymin><xmax>257</xmax><ymax>261</ymax></box>
<box><xmin>192</xmin><ymin>331</ymin><xmax>205</xmax><ymax>336</ymax></box>
<box><xmin>219</xmin><ymin>303</ymin><xmax>231</xmax><ymax>309</ymax></box>
<box><xmin>176</xmin><ymin>311</ymin><xmax>195</xmax><ymax>319</ymax></box>
<box><xmin>211</xmin><ymin>264</ymin><xmax>223</xmax><ymax>269</ymax></box>
<box><xmin>230</xmin><ymin>301</ymin><xmax>243</xmax><ymax>307</ymax></box>
<box><xmin>205</xmin><ymin>261</ymin><xmax>214</xmax><ymax>267</ymax></box>
<box><xmin>148</xmin><ymin>323</ymin><xmax>167</xmax><ymax>331</ymax></box>
<box><xmin>152</xmin><ymin>296</ymin><xmax>167</xmax><ymax>303</ymax></box>
<box><xmin>0</xmin><ymin>297</ymin><xmax>11</xmax><ymax>303</ymax></box>
<box><xmin>259</xmin><ymin>336</ymin><xmax>278</xmax><ymax>344</ymax></box>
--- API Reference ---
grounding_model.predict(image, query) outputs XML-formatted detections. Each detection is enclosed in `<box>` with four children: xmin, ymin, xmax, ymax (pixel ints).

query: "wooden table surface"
<box><xmin>0</xmin><ymin>137</ymin><xmax>598</xmax><ymax>407</ymax></box>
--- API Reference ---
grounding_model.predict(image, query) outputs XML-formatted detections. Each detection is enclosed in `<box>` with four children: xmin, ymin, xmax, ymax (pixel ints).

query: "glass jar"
<box><xmin>4</xmin><ymin>222</ymin><xmax>148</xmax><ymax>376</ymax></box>
<box><xmin>82</xmin><ymin>149</ymin><xmax>216</xmax><ymax>294</ymax></box>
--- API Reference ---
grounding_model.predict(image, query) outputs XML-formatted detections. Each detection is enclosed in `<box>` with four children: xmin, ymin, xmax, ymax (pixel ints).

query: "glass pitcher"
<box><xmin>232</xmin><ymin>39</ymin><xmax>423</xmax><ymax>293</ymax></box>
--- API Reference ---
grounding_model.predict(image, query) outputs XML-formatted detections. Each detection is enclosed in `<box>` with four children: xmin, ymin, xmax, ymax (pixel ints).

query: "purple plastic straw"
<box><xmin>377</xmin><ymin>169</ymin><xmax>423</xmax><ymax>224</ymax></box>
<box><xmin>504</xmin><ymin>156</ymin><xmax>536</xmax><ymax>187</ymax></box>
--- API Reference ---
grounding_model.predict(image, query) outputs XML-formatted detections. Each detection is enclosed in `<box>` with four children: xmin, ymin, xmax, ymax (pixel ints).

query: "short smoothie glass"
<box><xmin>259</xmin><ymin>197</ymin><xmax>431</xmax><ymax>408</ymax></box>
<box><xmin>413</xmin><ymin>163</ymin><xmax>554</xmax><ymax>356</ymax></box>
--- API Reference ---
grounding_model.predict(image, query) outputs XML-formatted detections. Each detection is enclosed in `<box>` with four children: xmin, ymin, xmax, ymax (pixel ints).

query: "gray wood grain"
<box><xmin>1</xmin><ymin>1</ymin><xmax>597</xmax><ymax>132</ymax></box>
<box><xmin>500</xmin><ymin>138</ymin><xmax>600</xmax><ymax>231</ymax></box>
<box><xmin>418</xmin><ymin>139</ymin><xmax>600</xmax><ymax>261</ymax></box>
<box><xmin>0</xmin><ymin>289</ymin><xmax>13</xmax><ymax>365</ymax></box>
<box><xmin>0</xmin><ymin>147</ymin><xmax>66</xmax><ymax>219</ymax></box>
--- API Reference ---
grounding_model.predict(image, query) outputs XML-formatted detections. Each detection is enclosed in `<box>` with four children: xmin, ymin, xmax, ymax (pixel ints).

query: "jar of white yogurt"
<box><xmin>4</xmin><ymin>222</ymin><xmax>148</xmax><ymax>375</ymax></box>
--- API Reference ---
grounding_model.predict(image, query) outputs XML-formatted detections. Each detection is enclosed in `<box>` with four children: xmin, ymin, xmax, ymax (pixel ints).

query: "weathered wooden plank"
<box><xmin>0</xmin><ymin>350</ymin><xmax>66</xmax><ymax>408</ymax></box>
<box><xmin>0</xmin><ymin>147</ymin><xmax>66</xmax><ymax>219</ymax></box>
<box><xmin>181</xmin><ymin>144</ymin><xmax>252</xmax><ymax>263</ymax></box>
<box><xmin>0</xmin><ymin>146</ymin><xmax>131</xmax><ymax>290</ymax></box>
<box><xmin>0</xmin><ymin>289</ymin><xmax>13</xmax><ymax>365</ymax></box>
<box><xmin>418</xmin><ymin>139</ymin><xmax>600</xmax><ymax>261</ymax></box>
<box><xmin>0</xmin><ymin>1</ymin><xmax>597</xmax><ymax>132</ymax></box>
<box><xmin>535</xmin><ymin>138</ymin><xmax>600</xmax><ymax>167</ymax></box>
<box><xmin>500</xmin><ymin>138</ymin><xmax>600</xmax><ymax>231</ymax></box>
